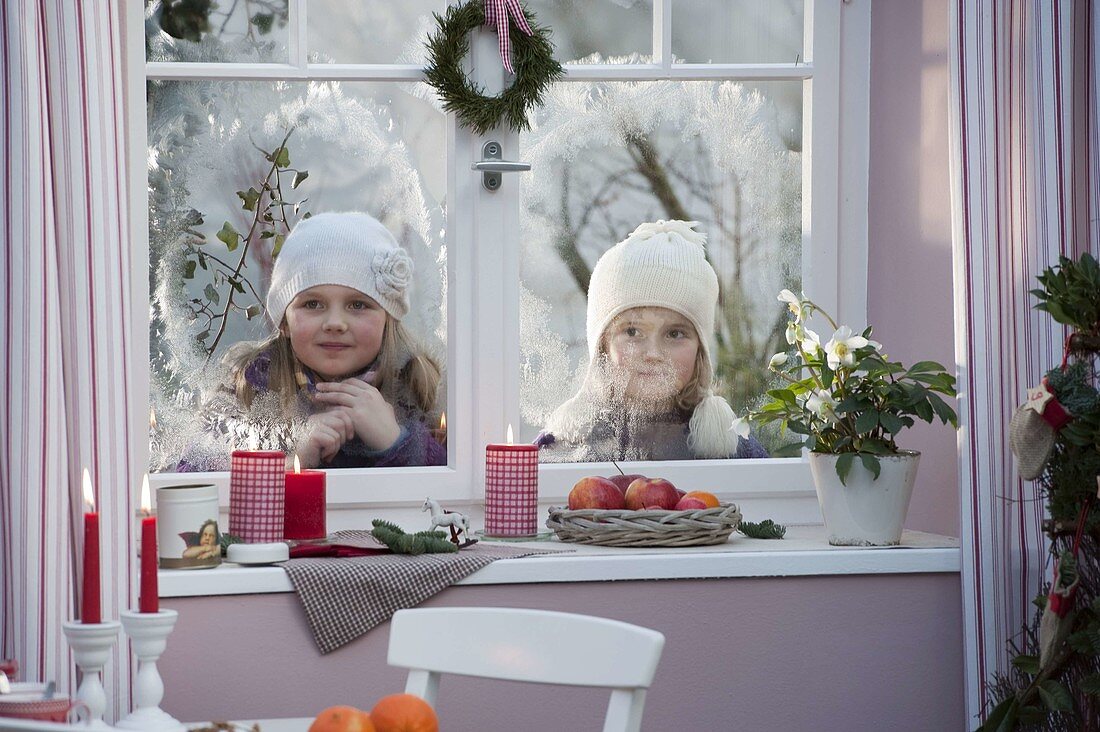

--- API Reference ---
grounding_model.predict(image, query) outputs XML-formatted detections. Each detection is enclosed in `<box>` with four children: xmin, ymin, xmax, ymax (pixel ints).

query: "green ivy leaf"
<box><xmin>271</xmin><ymin>146</ymin><xmax>290</xmax><ymax>168</ymax></box>
<box><xmin>216</xmin><ymin>222</ymin><xmax>240</xmax><ymax>251</ymax></box>
<box><xmin>183</xmin><ymin>260</ymin><xmax>197</xmax><ymax>279</ymax></box>
<box><xmin>1038</xmin><ymin>679</ymin><xmax>1073</xmax><ymax>711</ymax></box>
<box><xmin>229</xmin><ymin>278</ymin><xmax>245</xmax><ymax>294</ymax></box>
<box><xmin>236</xmin><ymin>187</ymin><xmax>261</xmax><ymax>212</ymax></box>
<box><xmin>250</xmin><ymin>12</ymin><xmax>274</xmax><ymax>33</ymax></box>
<box><xmin>292</xmin><ymin>170</ymin><xmax>309</xmax><ymax>189</ymax></box>
<box><xmin>245</xmin><ymin>304</ymin><xmax>262</xmax><ymax>321</ymax></box>
<box><xmin>203</xmin><ymin>284</ymin><xmax>219</xmax><ymax>304</ymax></box>
<box><xmin>272</xmin><ymin>234</ymin><xmax>286</xmax><ymax>259</ymax></box>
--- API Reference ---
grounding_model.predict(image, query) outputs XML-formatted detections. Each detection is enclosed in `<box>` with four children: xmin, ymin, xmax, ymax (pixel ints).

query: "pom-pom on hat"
<box><xmin>586</xmin><ymin>219</ymin><xmax>719</xmax><ymax>363</ymax></box>
<box><xmin>265</xmin><ymin>212</ymin><xmax>414</xmax><ymax>326</ymax></box>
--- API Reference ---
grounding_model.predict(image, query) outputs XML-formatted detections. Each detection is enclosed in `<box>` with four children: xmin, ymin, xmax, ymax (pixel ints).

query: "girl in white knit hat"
<box><xmin>536</xmin><ymin>220</ymin><xmax>767</xmax><ymax>462</ymax></box>
<box><xmin>178</xmin><ymin>212</ymin><xmax>445</xmax><ymax>471</ymax></box>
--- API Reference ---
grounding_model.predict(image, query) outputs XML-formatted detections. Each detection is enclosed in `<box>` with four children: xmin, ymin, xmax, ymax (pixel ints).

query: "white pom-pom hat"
<box><xmin>584</xmin><ymin>220</ymin><xmax>739</xmax><ymax>459</ymax></box>
<box><xmin>265</xmin><ymin>212</ymin><xmax>413</xmax><ymax>326</ymax></box>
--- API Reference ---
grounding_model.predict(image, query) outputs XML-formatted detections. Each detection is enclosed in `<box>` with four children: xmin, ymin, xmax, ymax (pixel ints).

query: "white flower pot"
<box><xmin>808</xmin><ymin>451</ymin><xmax>921</xmax><ymax>546</ymax></box>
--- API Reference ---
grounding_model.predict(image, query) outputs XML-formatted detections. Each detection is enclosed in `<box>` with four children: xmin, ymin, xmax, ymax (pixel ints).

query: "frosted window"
<box><xmin>307</xmin><ymin>1</ymin><xmax>446</xmax><ymax>65</ymax></box>
<box><xmin>518</xmin><ymin>80</ymin><xmax>802</xmax><ymax>456</ymax></box>
<box><xmin>672</xmin><ymin>0</ymin><xmax>804</xmax><ymax>64</ymax></box>
<box><xmin>147</xmin><ymin>79</ymin><xmax>447</xmax><ymax>472</ymax></box>
<box><xmin>526</xmin><ymin>0</ymin><xmax>653</xmax><ymax>64</ymax></box>
<box><xmin>146</xmin><ymin>0</ymin><xmax>289</xmax><ymax>64</ymax></box>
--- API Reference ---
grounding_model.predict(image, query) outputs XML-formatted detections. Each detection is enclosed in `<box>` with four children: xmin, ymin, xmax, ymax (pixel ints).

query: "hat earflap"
<box><xmin>688</xmin><ymin>393</ymin><xmax>738</xmax><ymax>458</ymax></box>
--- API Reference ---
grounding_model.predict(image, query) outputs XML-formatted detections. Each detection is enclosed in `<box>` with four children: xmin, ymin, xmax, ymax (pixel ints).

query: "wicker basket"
<box><xmin>545</xmin><ymin>503</ymin><xmax>742</xmax><ymax>547</ymax></box>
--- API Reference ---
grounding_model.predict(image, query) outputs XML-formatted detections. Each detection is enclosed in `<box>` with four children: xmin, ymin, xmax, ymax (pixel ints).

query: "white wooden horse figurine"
<box><xmin>422</xmin><ymin>497</ymin><xmax>471</xmax><ymax>543</ymax></box>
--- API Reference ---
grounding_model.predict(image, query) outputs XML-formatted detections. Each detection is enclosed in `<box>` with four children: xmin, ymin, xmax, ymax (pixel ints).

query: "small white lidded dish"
<box><xmin>226</xmin><ymin>542</ymin><xmax>289</xmax><ymax>566</ymax></box>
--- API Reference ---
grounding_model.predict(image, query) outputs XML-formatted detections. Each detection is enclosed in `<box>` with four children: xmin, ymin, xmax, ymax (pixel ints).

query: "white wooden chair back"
<box><xmin>387</xmin><ymin>607</ymin><xmax>665</xmax><ymax>732</ymax></box>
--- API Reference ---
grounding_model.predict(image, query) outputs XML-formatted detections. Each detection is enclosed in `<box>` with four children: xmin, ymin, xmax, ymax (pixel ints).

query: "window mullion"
<box><xmin>653</xmin><ymin>0</ymin><xmax>672</xmax><ymax>68</ymax></box>
<box><xmin>288</xmin><ymin>0</ymin><xmax>308</xmax><ymax>70</ymax></box>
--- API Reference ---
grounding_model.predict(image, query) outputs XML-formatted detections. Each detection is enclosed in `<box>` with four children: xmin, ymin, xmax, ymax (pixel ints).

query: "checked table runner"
<box><xmin>280</xmin><ymin>531</ymin><xmax>568</xmax><ymax>653</ymax></box>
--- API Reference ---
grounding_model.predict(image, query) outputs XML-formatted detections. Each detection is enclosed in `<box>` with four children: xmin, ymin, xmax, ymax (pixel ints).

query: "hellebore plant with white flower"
<box><xmin>749</xmin><ymin>291</ymin><xmax>959</xmax><ymax>484</ymax></box>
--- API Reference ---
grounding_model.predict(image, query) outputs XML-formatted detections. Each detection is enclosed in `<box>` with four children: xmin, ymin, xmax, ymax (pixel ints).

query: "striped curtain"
<box><xmin>949</xmin><ymin>0</ymin><xmax>1099</xmax><ymax>724</ymax></box>
<box><xmin>0</xmin><ymin>1</ymin><xmax>137</xmax><ymax>719</ymax></box>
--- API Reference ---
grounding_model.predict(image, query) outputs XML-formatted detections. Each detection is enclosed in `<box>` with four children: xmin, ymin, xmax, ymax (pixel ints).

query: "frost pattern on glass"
<box><xmin>145</xmin><ymin>0</ymin><xmax>289</xmax><ymax>64</ymax></box>
<box><xmin>518</xmin><ymin>70</ymin><xmax>802</xmax><ymax>450</ymax></box>
<box><xmin>672</xmin><ymin>0</ymin><xmax>804</xmax><ymax>65</ymax></box>
<box><xmin>148</xmin><ymin>78</ymin><xmax>446</xmax><ymax>472</ymax></box>
<box><xmin>525</xmin><ymin>0</ymin><xmax>652</xmax><ymax>64</ymax></box>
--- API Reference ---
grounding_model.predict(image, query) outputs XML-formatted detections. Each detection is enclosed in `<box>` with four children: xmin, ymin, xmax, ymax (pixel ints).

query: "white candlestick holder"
<box><xmin>62</xmin><ymin>619</ymin><xmax>121</xmax><ymax>730</ymax></box>
<box><xmin>115</xmin><ymin>609</ymin><xmax>185</xmax><ymax>732</ymax></box>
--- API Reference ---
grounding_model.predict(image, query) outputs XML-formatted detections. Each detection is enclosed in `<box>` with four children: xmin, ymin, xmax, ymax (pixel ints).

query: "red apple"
<box><xmin>605</xmin><ymin>474</ymin><xmax>646</xmax><ymax>496</ymax></box>
<box><xmin>674</xmin><ymin>496</ymin><xmax>708</xmax><ymax>511</ymax></box>
<box><xmin>568</xmin><ymin>476</ymin><xmax>627</xmax><ymax>510</ymax></box>
<box><xmin>624</xmin><ymin>478</ymin><xmax>680</xmax><ymax>510</ymax></box>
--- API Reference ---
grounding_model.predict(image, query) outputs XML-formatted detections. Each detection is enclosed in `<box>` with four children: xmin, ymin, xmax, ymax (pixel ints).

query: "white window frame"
<box><xmin>126</xmin><ymin>0</ymin><xmax>871</xmax><ymax>522</ymax></box>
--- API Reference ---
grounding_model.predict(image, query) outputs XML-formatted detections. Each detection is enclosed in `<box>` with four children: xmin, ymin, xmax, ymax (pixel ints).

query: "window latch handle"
<box><xmin>473</xmin><ymin>141</ymin><xmax>530</xmax><ymax>191</ymax></box>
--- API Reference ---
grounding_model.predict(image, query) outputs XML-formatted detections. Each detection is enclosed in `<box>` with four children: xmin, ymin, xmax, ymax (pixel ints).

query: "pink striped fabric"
<box><xmin>0</xmin><ymin>1</ymin><xmax>135</xmax><ymax>720</ymax></box>
<box><xmin>949</xmin><ymin>0</ymin><xmax>1098</xmax><ymax>723</ymax></box>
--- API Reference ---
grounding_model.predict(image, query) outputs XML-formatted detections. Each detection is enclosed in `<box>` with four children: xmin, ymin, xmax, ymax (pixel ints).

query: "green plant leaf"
<box><xmin>879</xmin><ymin>412</ymin><xmax>904</xmax><ymax>434</ymax></box>
<box><xmin>229</xmin><ymin>277</ymin><xmax>245</xmax><ymax>294</ymax></box>
<box><xmin>975</xmin><ymin>696</ymin><xmax>1016</xmax><ymax>732</ymax></box>
<box><xmin>1079</xmin><ymin>673</ymin><xmax>1100</xmax><ymax>695</ymax></box>
<box><xmin>858</xmin><ymin>453</ymin><xmax>881</xmax><ymax>480</ymax></box>
<box><xmin>236</xmin><ymin>187</ymin><xmax>261</xmax><ymax>212</ymax></box>
<box><xmin>272</xmin><ymin>146</ymin><xmax>291</xmax><ymax>168</ymax></box>
<box><xmin>203</xmin><ymin>284</ymin><xmax>219</xmax><ymax>304</ymax></box>
<box><xmin>835</xmin><ymin>453</ymin><xmax>855</xmax><ymax>485</ymax></box>
<box><xmin>1011</xmin><ymin>654</ymin><xmax>1040</xmax><ymax>675</ymax></box>
<box><xmin>292</xmin><ymin>170</ymin><xmax>309</xmax><ymax>189</ymax></box>
<box><xmin>771</xmin><ymin>442</ymin><xmax>805</xmax><ymax>458</ymax></box>
<box><xmin>1038</xmin><ymin>680</ymin><xmax>1073</xmax><ymax>712</ymax></box>
<box><xmin>854</xmin><ymin>410</ymin><xmax>879</xmax><ymax>434</ymax></box>
<box><xmin>216</xmin><ymin>222</ymin><xmax>240</xmax><ymax>251</ymax></box>
<box><xmin>272</xmin><ymin>234</ymin><xmax>286</xmax><ymax>259</ymax></box>
<box><xmin>245</xmin><ymin>304</ymin><xmax>262</xmax><ymax>321</ymax></box>
<box><xmin>183</xmin><ymin>260</ymin><xmax>197</xmax><ymax>279</ymax></box>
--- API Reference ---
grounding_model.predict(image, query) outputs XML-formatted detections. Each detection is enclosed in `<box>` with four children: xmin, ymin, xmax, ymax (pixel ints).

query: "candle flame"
<box><xmin>140</xmin><ymin>474</ymin><xmax>152</xmax><ymax>515</ymax></box>
<box><xmin>439</xmin><ymin>412</ymin><xmax>446</xmax><ymax>430</ymax></box>
<box><xmin>507</xmin><ymin>424</ymin><xmax>514</xmax><ymax>445</ymax></box>
<box><xmin>82</xmin><ymin>468</ymin><xmax>95</xmax><ymax>512</ymax></box>
<box><xmin>293</xmin><ymin>454</ymin><xmax>302</xmax><ymax>474</ymax></box>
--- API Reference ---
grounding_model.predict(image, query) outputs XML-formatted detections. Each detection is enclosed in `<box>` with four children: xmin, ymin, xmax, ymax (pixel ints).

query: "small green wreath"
<box><xmin>424</xmin><ymin>1</ymin><xmax>564</xmax><ymax>135</ymax></box>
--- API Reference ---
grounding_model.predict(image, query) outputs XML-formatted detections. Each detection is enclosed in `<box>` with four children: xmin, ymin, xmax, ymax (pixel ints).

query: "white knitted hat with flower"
<box><xmin>265</xmin><ymin>211</ymin><xmax>413</xmax><ymax>325</ymax></box>
<box><xmin>582</xmin><ymin>220</ymin><xmax>738</xmax><ymax>459</ymax></box>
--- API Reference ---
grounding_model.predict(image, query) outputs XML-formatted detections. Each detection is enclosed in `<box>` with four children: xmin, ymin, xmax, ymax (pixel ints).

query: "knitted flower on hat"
<box><xmin>265</xmin><ymin>212</ymin><xmax>413</xmax><ymax>324</ymax></box>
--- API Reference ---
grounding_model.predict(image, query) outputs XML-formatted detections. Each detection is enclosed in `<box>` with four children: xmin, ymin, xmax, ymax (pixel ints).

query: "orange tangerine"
<box><xmin>369</xmin><ymin>694</ymin><xmax>439</xmax><ymax>732</ymax></box>
<box><xmin>309</xmin><ymin>705</ymin><xmax>375</xmax><ymax>732</ymax></box>
<box><xmin>683</xmin><ymin>490</ymin><xmax>720</xmax><ymax>508</ymax></box>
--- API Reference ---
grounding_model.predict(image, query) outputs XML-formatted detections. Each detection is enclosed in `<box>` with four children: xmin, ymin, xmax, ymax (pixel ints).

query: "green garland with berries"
<box><xmin>424</xmin><ymin>1</ymin><xmax>564</xmax><ymax>135</ymax></box>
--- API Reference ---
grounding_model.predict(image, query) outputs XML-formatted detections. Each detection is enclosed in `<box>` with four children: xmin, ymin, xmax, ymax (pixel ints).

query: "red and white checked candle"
<box><xmin>229</xmin><ymin>450</ymin><xmax>286</xmax><ymax>543</ymax></box>
<box><xmin>484</xmin><ymin>427</ymin><xmax>539</xmax><ymax>536</ymax></box>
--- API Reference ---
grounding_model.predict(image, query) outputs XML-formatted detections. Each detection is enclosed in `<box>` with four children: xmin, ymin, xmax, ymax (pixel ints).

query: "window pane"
<box><xmin>518</xmin><ymin>80</ymin><xmax>802</xmax><ymax>459</ymax></box>
<box><xmin>526</xmin><ymin>0</ymin><xmax>653</xmax><ymax>64</ymax></box>
<box><xmin>147</xmin><ymin>80</ymin><xmax>447</xmax><ymax>472</ymax></box>
<box><xmin>146</xmin><ymin>0</ymin><xmax>290</xmax><ymax>63</ymax></box>
<box><xmin>672</xmin><ymin>0</ymin><xmax>804</xmax><ymax>64</ymax></box>
<box><xmin>307</xmin><ymin>1</ymin><xmax>446</xmax><ymax>65</ymax></box>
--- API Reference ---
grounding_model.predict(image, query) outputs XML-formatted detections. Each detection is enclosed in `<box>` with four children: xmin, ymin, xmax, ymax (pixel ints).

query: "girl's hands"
<box><xmin>314</xmin><ymin>378</ymin><xmax>402</xmax><ymax>451</ymax></box>
<box><xmin>295</xmin><ymin>409</ymin><xmax>355</xmax><ymax>468</ymax></box>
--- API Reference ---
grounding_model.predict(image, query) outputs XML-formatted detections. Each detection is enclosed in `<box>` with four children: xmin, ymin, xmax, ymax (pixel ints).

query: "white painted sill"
<box><xmin>159</xmin><ymin>525</ymin><xmax>960</xmax><ymax>598</ymax></box>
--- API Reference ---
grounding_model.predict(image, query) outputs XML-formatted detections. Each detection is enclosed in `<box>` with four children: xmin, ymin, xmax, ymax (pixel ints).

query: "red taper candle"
<box><xmin>139</xmin><ymin>475</ymin><xmax>158</xmax><ymax>613</ymax></box>
<box><xmin>81</xmin><ymin>469</ymin><xmax>101</xmax><ymax>624</ymax></box>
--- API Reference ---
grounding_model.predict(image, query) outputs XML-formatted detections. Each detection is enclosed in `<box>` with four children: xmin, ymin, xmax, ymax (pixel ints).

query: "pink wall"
<box><xmin>869</xmin><ymin>0</ymin><xmax>959</xmax><ymax>538</ymax></box>
<box><xmin>162</xmin><ymin>575</ymin><xmax>964</xmax><ymax>729</ymax></box>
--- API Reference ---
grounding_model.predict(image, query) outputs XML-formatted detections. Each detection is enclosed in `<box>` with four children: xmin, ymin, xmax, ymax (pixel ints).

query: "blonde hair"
<box><xmin>228</xmin><ymin>315</ymin><xmax>442</xmax><ymax>416</ymax></box>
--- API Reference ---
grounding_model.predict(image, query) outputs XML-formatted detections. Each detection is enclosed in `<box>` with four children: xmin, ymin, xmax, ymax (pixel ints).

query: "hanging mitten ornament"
<box><xmin>1039</xmin><ymin>551</ymin><xmax>1081</xmax><ymax>667</ymax></box>
<box><xmin>1009</xmin><ymin>378</ymin><xmax>1072</xmax><ymax>480</ymax></box>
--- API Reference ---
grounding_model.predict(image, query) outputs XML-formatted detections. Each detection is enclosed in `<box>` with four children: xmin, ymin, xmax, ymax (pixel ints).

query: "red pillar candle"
<box><xmin>80</xmin><ymin>469</ymin><xmax>101</xmax><ymax>624</ymax></box>
<box><xmin>284</xmin><ymin>456</ymin><xmax>326</xmax><ymax>540</ymax></box>
<box><xmin>484</xmin><ymin>425</ymin><xmax>540</xmax><ymax>537</ymax></box>
<box><xmin>138</xmin><ymin>475</ymin><xmax>158</xmax><ymax>613</ymax></box>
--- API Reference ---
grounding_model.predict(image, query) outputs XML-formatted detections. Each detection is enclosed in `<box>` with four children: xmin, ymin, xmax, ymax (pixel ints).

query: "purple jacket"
<box><xmin>177</xmin><ymin>349</ymin><xmax>446</xmax><ymax>471</ymax></box>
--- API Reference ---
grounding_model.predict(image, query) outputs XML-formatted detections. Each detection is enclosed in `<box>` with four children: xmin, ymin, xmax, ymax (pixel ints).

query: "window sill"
<box><xmin>159</xmin><ymin>525</ymin><xmax>959</xmax><ymax>598</ymax></box>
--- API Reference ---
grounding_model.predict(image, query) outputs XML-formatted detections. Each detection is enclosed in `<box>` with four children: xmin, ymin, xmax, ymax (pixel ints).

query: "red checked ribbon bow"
<box><xmin>484</xmin><ymin>0</ymin><xmax>534</xmax><ymax>74</ymax></box>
